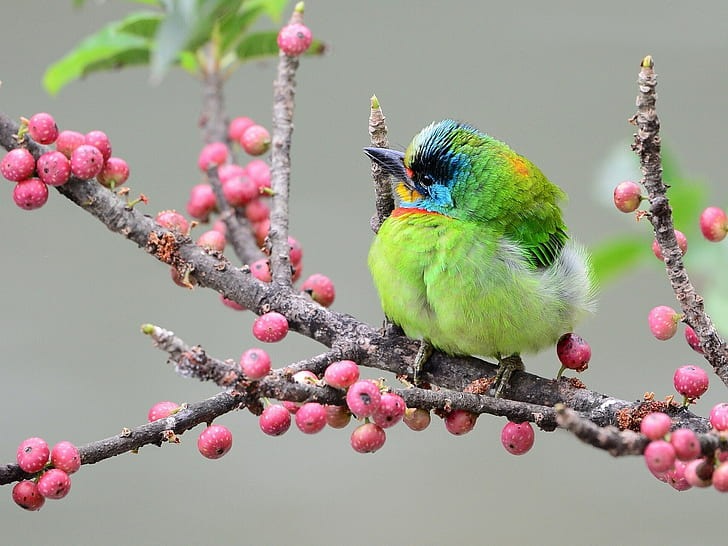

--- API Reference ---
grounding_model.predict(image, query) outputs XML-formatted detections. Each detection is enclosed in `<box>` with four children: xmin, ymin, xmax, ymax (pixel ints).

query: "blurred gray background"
<box><xmin>1</xmin><ymin>1</ymin><xmax>727</xmax><ymax>544</ymax></box>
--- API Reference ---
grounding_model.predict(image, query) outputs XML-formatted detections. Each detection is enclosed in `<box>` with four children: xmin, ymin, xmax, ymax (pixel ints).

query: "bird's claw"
<box><xmin>493</xmin><ymin>354</ymin><xmax>524</xmax><ymax>398</ymax></box>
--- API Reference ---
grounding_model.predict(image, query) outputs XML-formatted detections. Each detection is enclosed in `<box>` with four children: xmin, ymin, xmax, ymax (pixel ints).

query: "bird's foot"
<box><xmin>493</xmin><ymin>354</ymin><xmax>524</xmax><ymax>398</ymax></box>
<box><xmin>412</xmin><ymin>339</ymin><xmax>433</xmax><ymax>385</ymax></box>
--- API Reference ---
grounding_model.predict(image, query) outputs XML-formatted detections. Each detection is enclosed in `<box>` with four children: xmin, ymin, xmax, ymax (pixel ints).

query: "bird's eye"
<box><xmin>419</xmin><ymin>173</ymin><xmax>435</xmax><ymax>187</ymax></box>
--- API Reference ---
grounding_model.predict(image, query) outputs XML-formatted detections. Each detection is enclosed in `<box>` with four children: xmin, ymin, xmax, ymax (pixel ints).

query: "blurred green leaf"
<box><xmin>590</xmin><ymin>235</ymin><xmax>651</xmax><ymax>287</ymax></box>
<box><xmin>43</xmin><ymin>12</ymin><xmax>158</xmax><ymax>95</ymax></box>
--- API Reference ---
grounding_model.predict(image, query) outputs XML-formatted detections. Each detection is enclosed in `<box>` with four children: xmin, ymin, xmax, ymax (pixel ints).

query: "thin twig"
<box><xmin>268</xmin><ymin>6</ymin><xmax>304</xmax><ymax>285</ymax></box>
<box><xmin>368</xmin><ymin>95</ymin><xmax>395</xmax><ymax>233</ymax></box>
<box><xmin>206</xmin><ymin>166</ymin><xmax>264</xmax><ymax>264</ymax></box>
<box><xmin>630</xmin><ymin>56</ymin><xmax>728</xmax><ymax>386</ymax></box>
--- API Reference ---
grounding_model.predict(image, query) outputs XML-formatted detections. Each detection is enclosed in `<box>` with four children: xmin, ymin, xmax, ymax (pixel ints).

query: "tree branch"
<box><xmin>368</xmin><ymin>95</ymin><xmax>394</xmax><ymax>233</ymax></box>
<box><xmin>267</xmin><ymin>8</ymin><xmax>303</xmax><ymax>286</ymax></box>
<box><xmin>630</xmin><ymin>56</ymin><xmax>728</xmax><ymax>387</ymax></box>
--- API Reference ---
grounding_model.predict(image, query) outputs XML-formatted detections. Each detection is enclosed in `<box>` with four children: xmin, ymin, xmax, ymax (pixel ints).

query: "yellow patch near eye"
<box><xmin>395</xmin><ymin>182</ymin><xmax>422</xmax><ymax>202</ymax></box>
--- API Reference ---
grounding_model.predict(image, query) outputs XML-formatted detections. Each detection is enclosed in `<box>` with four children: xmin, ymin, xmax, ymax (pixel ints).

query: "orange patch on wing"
<box><xmin>395</xmin><ymin>181</ymin><xmax>422</xmax><ymax>203</ymax></box>
<box><xmin>509</xmin><ymin>156</ymin><xmax>530</xmax><ymax>177</ymax></box>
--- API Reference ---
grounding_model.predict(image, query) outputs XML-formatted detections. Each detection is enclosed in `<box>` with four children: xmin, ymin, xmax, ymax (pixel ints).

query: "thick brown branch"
<box><xmin>630</xmin><ymin>56</ymin><xmax>728</xmax><ymax>387</ymax></box>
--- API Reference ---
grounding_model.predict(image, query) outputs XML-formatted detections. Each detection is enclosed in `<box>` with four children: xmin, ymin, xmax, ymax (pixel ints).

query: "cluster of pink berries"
<box><xmin>1</xmin><ymin>112</ymin><xmax>129</xmax><ymax>210</ymax></box>
<box><xmin>642</xmin><ymin>403</ymin><xmax>728</xmax><ymax>491</ymax></box>
<box><xmin>11</xmin><ymin>437</ymin><xmax>80</xmax><ymax>510</ymax></box>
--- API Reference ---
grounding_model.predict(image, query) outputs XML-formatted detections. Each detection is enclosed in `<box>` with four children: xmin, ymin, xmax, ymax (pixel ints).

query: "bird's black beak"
<box><xmin>364</xmin><ymin>147</ymin><xmax>408</xmax><ymax>181</ymax></box>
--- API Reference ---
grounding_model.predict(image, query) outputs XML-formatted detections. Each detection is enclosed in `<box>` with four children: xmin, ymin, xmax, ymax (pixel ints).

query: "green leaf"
<box><xmin>43</xmin><ymin>12</ymin><xmax>158</xmax><ymax>95</ymax></box>
<box><xmin>149</xmin><ymin>0</ymin><xmax>197</xmax><ymax>83</ymax></box>
<box><xmin>589</xmin><ymin>236</ymin><xmax>651</xmax><ymax>287</ymax></box>
<box><xmin>234</xmin><ymin>30</ymin><xmax>280</xmax><ymax>61</ymax></box>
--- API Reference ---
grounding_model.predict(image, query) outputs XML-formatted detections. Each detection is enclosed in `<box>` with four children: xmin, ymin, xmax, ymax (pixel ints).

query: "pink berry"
<box><xmin>644</xmin><ymin>439</ymin><xmax>676</xmax><ymax>474</ymax></box>
<box><xmin>254</xmin><ymin>219</ymin><xmax>271</xmax><ymax>246</ymax></box>
<box><xmin>284</xmin><ymin>236</ymin><xmax>302</xmax><ymax>266</ymax></box>
<box><xmin>684</xmin><ymin>325</ymin><xmax>703</xmax><ymax>354</ymax></box>
<box><xmin>282</xmin><ymin>400</ymin><xmax>301</xmax><ymax>414</ymax></box>
<box><xmin>37</xmin><ymin>468</ymin><xmax>71</xmax><ymax>499</ymax></box>
<box><xmin>16</xmin><ymin>437</ymin><xmax>50</xmax><ymax>474</ymax></box>
<box><xmin>196</xmin><ymin>229</ymin><xmax>226</xmax><ymax>252</ymax></box>
<box><xmin>36</xmin><ymin>150</ymin><xmax>70</xmax><ymax>186</ymax></box>
<box><xmin>501</xmin><ymin>421</ymin><xmax>536</xmax><ymax>455</ymax></box>
<box><xmin>350</xmin><ymin>422</ymin><xmax>386</xmax><ymax>453</ymax></box>
<box><xmin>228</xmin><ymin>116</ymin><xmax>256</xmax><ymax>142</ymax></box>
<box><xmin>403</xmin><ymin>407</ymin><xmax>431</xmax><ymax>431</ymax></box>
<box><xmin>324</xmin><ymin>360</ymin><xmax>360</xmax><ymax>389</ymax></box>
<box><xmin>220</xmin><ymin>294</ymin><xmax>245</xmax><ymax>310</ymax></box>
<box><xmin>240</xmin><ymin>125</ymin><xmax>270</xmax><ymax>156</ymax></box>
<box><xmin>55</xmin><ymin>130</ymin><xmax>85</xmax><ymax>158</ymax></box>
<box><xmin>346</xmin><ymin>380</ymin><xmax>382</xmax><ymax>418</ymax></box>
<box><xmin>97</xmin><ymin>157</ymin><xmax>130</xmax><ymax>188</ymax></box>
<box><xmin>301</xmin><ymin>273</ymin><xmax>336</xmax><ymax>307</ymax></box>
<box><xmin>218</xmin><ymin>163</ymin><xmax>247</xmax><ymax>184</ymax></box>
<box><xmin>648</xmin><ymin>305</ymin><xmax>679</xmax><ymax>340</ymax></box>
<box><xmin>652</xmin><ymin>230</ymin><xmax>688</xmax><ymax>261</ymax></box>
<box><xmin>250</xmin><ymin>258</ymin><xmax>272</xmax><ymax>282</ymax></box>
<box><xmin>50</xmin><ymin>441</ymin><xmax>81</xmax><ymax>474</ymax></box>
<box><xmin>84</xmin><ymin>130</ymin><xmax>112</xmax><ymax>161</ymax></box>
<box><xmin>239</xmin><ymin>348</ymin><xmax>271</xmax><ymax>379</ymax></box>
<box><xmin>372</xmin><ymin>392</ymin><xmax>406</xmax><ymax>429</ymax></box>
<box><xmin>70</xmin><ymin>144</ymin><xmax>104</xmax><ymax>179</ymax></box>
<box><xmin>673</xmin><ymin>365</ymin><xmax>709</xmax><ymax>401</ymax></box>
<box><xmin>665</xmin><ymin>460</ymin><xmax>692</xmax><ymax>491</ymax></box>
<box><xmin>277</xmin><ymin>22</ymin><xmax>313</xmax><ymax>56</ymax></box>
<box><xmin>155</xmin><ymin>209</ymin><xmax>189</xmax><ymax>234</ymax></box>
<box><xmin>556</xmin><ymin>332</ymin><xmax>591</xmax><ymax>375</ymax></box>
<box><xmin>186</xmin><ymin>183</ymin><xmax>217</xmax><ymax>221</ymax></box>
<box><xmin>197</xmin><ymin>424</ymin><xmax>233</xmax><ymax>459</ymax></box>
<box><xmin>246</xmin><ymin>159</ymin><xmax>271</xmax><ymax>191</ymax></box>
<box><xmin>28</xmin><ymin>112</ymin><xmax>59</xmax><ymax>145</ymax></box>
<box><xmin>640</xmin><ymin>412</ymin><xmax>672</xmax><ymax>440</ymax></box>
<box><xmin>295</xmin><ymin>402</ymin><xmax>327</xmax><ymax>434</ymax></box>
<box><xmin>1</xmin><ymin>148</ymin><xmax>35</xmax><ymax>181</ymax></box>
<box><xmin>252</xmin><ymin>311</ymin><xmax>289</xmax><ymax>342</ymax></box>
<box><xmin>259</xmin><ymin>404</ymin><xmax>291</xmax><ymax>436</ymax></box>
<box><xmin>212</xmin><ymin>219</ymin><xmax>227</xmax><ymax>236</ymax></box>
<box><xmin>147</xmin><ymin>401</ymin><xmax>179</xmax><ymax>422</ymax></box>
<box><xmin>670</xmin><ymin>428</ymin><xmax>701</xmax><ymax>461</ymax></box>
<box><xmin>12</xmin><ymin>480</ymin><xmax>45</xmax><ymax>511</ymax></box>
<box><xmin>246</xmin><ymin>199</ymin><xmax>270</xmax><ymax>223</ymax></box>
<box><xmin>444</xmin><ymin>409</ymin><xmax>478</xmax><ymax>436</ymax></box>
<box><xmin>13</xmin><ymin>178</ymin><xmax>49</xmax><ymax>210</ymax></box>
<box><xmin>684</xmin><ymin>458</ymin><xmax>713</xmax><ymax>488</ymax></box>
<box><xmin>223</xmin><ymin>175</ymin><xmax>258</xmax><ymax>207</ymax></box>
<box><xmin>198</xmin><ymin>141</ymin><xmax>228</xmax><ymax>171</ymax></box>
<box><xmin>613</xmin><ymin>180</ymin><xmax>642</xmax><ymax>213</ymax></box>
<box><xmin>293</xmin><ymin>370</ymin><xmax>318</xmax><ymax>385</ymax></box>
<box><xmin>699</xmin><ymin>206</ymin><xmax>728</xmax><ymax>242</ymax></box>
<box><xmin>713</xmin><ymin>462</ymin><xmax>728</xmax><ymax>492</ymax></box>
<box><xmin>325</xmin><ymin>405</ymin><xmax>351</xmax><ymax>429</ymax></box>
<box><xmin>709</xmin><ymin>403</ymin><xmax>728</xmax><ymax>431</ymax></box>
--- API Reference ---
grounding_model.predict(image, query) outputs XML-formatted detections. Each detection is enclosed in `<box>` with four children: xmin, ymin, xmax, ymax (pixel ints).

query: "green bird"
<box><xmin>365</xmin><ymin>119</ymin><xmax>594</xmax><ymax>397</ymax></box>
